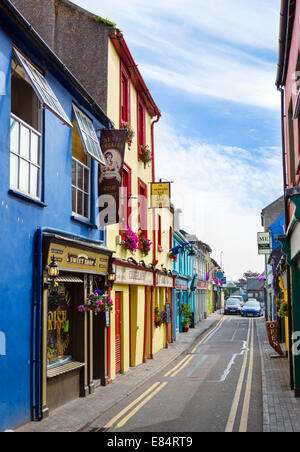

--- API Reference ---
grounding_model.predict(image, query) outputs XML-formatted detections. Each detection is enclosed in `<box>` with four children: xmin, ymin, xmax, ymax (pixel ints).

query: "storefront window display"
<box><xmin>47</xmin><ymin>283</ymin><xmax>71</xmax><ymax>368</ymax></box>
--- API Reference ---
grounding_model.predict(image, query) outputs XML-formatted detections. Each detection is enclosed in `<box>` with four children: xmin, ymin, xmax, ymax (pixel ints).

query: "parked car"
<box><xmin>225</xmin><ymin>299</ymin><xmax>242</xmax><ymax>315</ymax></box>
<box><xmin>230</xmin><ymin>295</ymin><xmax>244</xmax><ymax>307</ymax></box>
<box><xmin>241</xmin><ymin>301</ymin><xmax>263</xmax><ymax>317</ymax></box>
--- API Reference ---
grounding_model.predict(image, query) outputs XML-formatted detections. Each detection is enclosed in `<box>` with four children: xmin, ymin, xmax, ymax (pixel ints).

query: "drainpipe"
<box><xmin>278</xmin><ymin>85</ymin><xmax>294</xmax><ymax>391</ymax></box>
<box><xmin>33</xmin><ymin>227</ymin><xmax>106</xmax><ymax>420</ymax></box>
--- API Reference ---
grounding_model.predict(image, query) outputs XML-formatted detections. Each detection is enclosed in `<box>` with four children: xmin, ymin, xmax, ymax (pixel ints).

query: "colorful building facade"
<box><xmin>0</xmin><ymin>0</ymin><xmax>115</xmax><ymax>430</ymax></box>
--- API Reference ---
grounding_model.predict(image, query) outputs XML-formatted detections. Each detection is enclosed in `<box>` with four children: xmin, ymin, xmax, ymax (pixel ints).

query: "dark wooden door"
<box><xmin>115</xmin><ymin>292</ymin><xmax>121</xmax><ymax>374</ymax></box>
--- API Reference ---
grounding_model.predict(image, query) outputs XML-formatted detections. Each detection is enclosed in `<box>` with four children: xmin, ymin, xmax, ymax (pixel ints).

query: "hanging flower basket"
<box><xmin>120</xmin><ymin>227</ymin><xmax>139</xmax><ymax>253</ymax></box>
<box><xmin>154</xmin><ymin>308</ymin><xmax>163</xmax><ymax>328</ymax></box>
<box><xmin>139</xmin><ymin>145</ymin><xmax>152</xmax><ymax>165</ymax></box>
<box><xmin>78</xmin><ymin>290</ymin><xmax>113</xmax><ymax>315</ymax></box>
<box><xmin>122</xmin><ymin>121</ymin><xmax>135</xmax><ymax>150</ymax></box>
<box><xmin>278</xmin><ymin>301</ymin><xmax>288</xmax><ymax>318</ymax></box>
<box><xmin>138</xmin><ymin>231</ymin><xmax>152</xmax><ymax>256</ymax></box>
<box><xmin>154</xmin><ymin>308</ymin><xmax>167</xmax><ymax>328</ymax></box>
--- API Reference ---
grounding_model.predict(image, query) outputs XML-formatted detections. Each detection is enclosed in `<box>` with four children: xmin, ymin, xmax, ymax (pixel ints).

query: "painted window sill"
<box><xmin>71</xmin><ymin>215</ymin><xmax>98</xmax><ymax>229</ymax></box>
<box><xmin>8</xmin><ymin>189</ymin><xmax>47</xmax><ymax>207</ymax></box>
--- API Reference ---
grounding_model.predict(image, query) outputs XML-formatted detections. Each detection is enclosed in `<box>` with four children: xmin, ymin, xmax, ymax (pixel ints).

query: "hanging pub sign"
<box><xmin>99</xmin><ymin>129</ymin><xmax>127</xmax><ymax>226</ymax></box>
<box><xmin>150</xmin><ymin>182</ymin><xmax>171</xmax><ymax>209</ymax></box>
<box><xmin>257</xmin><ymin>232</ymin><xmax>271</xmax><ymax>255</ymax></box>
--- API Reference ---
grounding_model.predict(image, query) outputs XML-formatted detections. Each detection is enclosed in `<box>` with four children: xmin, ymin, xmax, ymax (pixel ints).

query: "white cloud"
<box><xmin>154</xmin><ymin>117</ymin><xmax>283</xmax><ymax>279</ymax></box>
<box><xmin>74</xmin><ymin>0</ymin><xmax>281</xmax><ymax>110</ymax></box>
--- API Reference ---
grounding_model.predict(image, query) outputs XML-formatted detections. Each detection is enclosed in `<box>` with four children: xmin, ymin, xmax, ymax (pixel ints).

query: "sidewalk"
<box><xmin>16</xmin><ymin>311</ymin><xmax>223</xmax><ymax>432</ymax></box>
<box><xmin>257</xmin><ymin>320</ymin><xmax>300</xmax><ymax>432</ymax></box>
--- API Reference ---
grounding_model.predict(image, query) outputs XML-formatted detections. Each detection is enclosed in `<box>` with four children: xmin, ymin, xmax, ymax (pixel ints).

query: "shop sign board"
<box><xmin>47</xmin><ymin>242</ymin><xmax>110</xmax><ymax>274</ymax></box>
<box><xmin>150</xmin><ymin>182</ymin><xmax>171</xmax><ymax>209</ymax></box>
<box><xmin>156</xmin><ymin>273</ymin><xmax>173</xmax><ymax>288</ymax></box>
<box><xmin>115</xmin><ymin>265</ymin><xmax>154</xmax><ymax>286</ymax></box>
<box><xmin>197</xmin><ymin>281</ymin><xmax>208</xmax><ymax>289</ymax></box>
<box><xmin>257</xmin><ymin>232</ymin><xmax>271</xmax><ymax>255</ymax></box>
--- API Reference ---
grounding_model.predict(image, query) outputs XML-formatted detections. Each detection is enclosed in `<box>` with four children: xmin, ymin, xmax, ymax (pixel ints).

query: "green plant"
<box><xmin>278</xmin><ymin>302</ymin><xmax>288</xmax><ymax>318</ymax></box>
<box><xmin>181</xmin><ymin>303</ymin><xmax>192</xmax><ymax>328</ymax></box>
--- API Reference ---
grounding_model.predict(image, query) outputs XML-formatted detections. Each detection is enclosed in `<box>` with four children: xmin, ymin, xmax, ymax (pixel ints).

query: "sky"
<box><xmin>74</xmin><ymin>0</ymin><xmax>283</xmax><ymax>280</ymax></box>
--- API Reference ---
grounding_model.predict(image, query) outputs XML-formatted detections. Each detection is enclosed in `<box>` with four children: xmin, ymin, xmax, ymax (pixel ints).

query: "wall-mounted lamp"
<box><xmin>48</xmin><ymin>255</ymin><xmax>60</xmax><ymax>280</ymax></box>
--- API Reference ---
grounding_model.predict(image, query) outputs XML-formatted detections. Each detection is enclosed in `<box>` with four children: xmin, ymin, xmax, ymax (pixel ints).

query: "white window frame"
<box><xmin>10</xmin><ymin>112</ymin><xmax>42</xmax><ymax>201</ymax></box>
<box><xmin>72</xmin><ymin>103</ymin><xmax>106</xmax><ymax>166</ymax></box>
<box><xmin>72</xmin><ymin>156</ymin><xmax>91</xmax><ymax>221</ymax></box>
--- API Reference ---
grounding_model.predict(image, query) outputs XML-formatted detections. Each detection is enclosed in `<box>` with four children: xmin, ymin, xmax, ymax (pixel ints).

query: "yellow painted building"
<box><xmin>106</xmin><ymin>33</ymin><xmax>174</xmax><ymax>381</ymax></box>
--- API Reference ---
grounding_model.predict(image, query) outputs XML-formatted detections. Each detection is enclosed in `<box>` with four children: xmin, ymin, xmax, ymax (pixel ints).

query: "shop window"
<box><xmin>121</xmin><ymin>63</ymin><xmax>130</xmax><ymax>125</ymax></box>
<box><xmin>138</xmin><ymin>178</ymin><xmax>148</xmax><ymax>237</ymax></box>
<box><xmin>72</xmin><ymin>116</ymin><xmax>91</xmax><ymax>220</ymax></box>
<box><xmin>10</xmin><ymin>57</ymin><xmax>42</xmax><ymax>200</ymax></box>
<box><xmin>47</xmin><ymin>284</ymin><xmax>72</xmax><ymax>368</ymax></box>
<box><xmin>120</xmin><ymin>163</ymin><xmax>132</xmax><ymax>230</ymax></box>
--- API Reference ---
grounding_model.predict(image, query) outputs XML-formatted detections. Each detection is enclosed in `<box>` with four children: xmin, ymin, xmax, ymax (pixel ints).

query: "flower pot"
<box><xmin>182</xmin><ymin>326</ymin><xmax>189</xmax><ymax>333</ymax></box>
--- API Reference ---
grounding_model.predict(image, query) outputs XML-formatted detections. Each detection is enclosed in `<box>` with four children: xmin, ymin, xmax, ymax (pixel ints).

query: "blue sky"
<box><xmin>74</xmin><ymin>0</ymin><xmax>282</xmax><ymax>280</ymax></box>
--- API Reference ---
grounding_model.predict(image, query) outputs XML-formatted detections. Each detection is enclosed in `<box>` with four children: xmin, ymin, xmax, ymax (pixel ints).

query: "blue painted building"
<box><xmin>0</xmin><ymin>1</ymin><xmax>114</xmax><ymax>431</ymax></box>
<box><xmin>171</xmin><ymin>230</ymin><xmax>196</xmax><ymax>340</ymax></box>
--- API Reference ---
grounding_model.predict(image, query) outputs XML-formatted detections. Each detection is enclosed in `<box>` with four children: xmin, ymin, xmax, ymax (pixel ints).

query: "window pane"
<box><xmin>10</xmin><ymin>118</ymin><xmax>19</xmax><ymax>154</ymax></box>
<box><xmin>13</xmin><ymin>48</ymin><xmax>71</xmax><ymax>127</ymax></box>
<box><xmin>84</xmin><ymin>168</ymin><xmax>89</xmax><ymax>193</ymax></box>
<box><xmin>72</xmin><ymin>187</ymin><xmax>76</xmax><ymax>213</ymax></box>
<box><xmin>84</xmin><ymin>194</ymin><xmax>89</xmax><ymax>219</ymax></box>
<box><xmin>72</xmin><ymin>160</ymin><xmax>76</xmax><ymax>186</ymax></box>
<box><xmin>31</xmin><ymin>132</ymin><xmax>39</xmax><ymax>165</ymax></box>
<box><xmin>77</xmin><ymin>190</ymin><xmax>83</xmax><ymax>216</ymax></box>
<box><xmin>19</xmin><ymin>159</ymin><xmax>29</xmax><ymax>193</ymax></box>
<box><xmin>30</xmin><ymin>165</ymin><xmax>39</xmax><ymax>198</ymax></box>
<box><xmin>47</xmin><ymin>284</ymin><xmax>72</xmax><ymax>368</ymax></box>
<box><xmin>10</xmin><ymin>153</ymin><xmax>18</xmax><ymax>189</ymax></box>
<box><xmin>20</xmin><ymin>125</ymin><xmax>30</xmax><ymax>160</ymax></box>
<box><xmin>77</xmin><ymin>164</ymin><xmax>84</xmax><ymax>190</ymax></box>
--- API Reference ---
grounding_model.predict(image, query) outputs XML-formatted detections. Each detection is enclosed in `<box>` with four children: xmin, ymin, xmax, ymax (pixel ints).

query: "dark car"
<box><xmin>225</xmin><ymin>299</ymin><xmax>241</xmax><ymax>315</ymax></box>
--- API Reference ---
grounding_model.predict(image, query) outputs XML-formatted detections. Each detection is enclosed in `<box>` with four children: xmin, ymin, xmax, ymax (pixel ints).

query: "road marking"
<box><xmin>115</xmin><ymin>382</ymin><xmax>168</xmax><ymax>429</ymax></box>
<box><xmin>104</xmin><ymin>382</ymin><xmax>161</xmax><ymax>429</ymax></box>
<box><xmin>165</xmin><ymin>317</ymin><xmax>226</xmax><ymax>379</ymax></box>
<box><xmin>191</xmin><ymin>317</ymin><xmax>226</xmax><ymax>353</ymax></box>
<box><xmin>225</xmin><ymin>319</ymin><xmax>252</xmax><ymax>433</ymax></box>
<box><xmin>219</xmin><ymin>340</ymin><xmax>248</xmax><ymax>383</ymax></box>
<box><xmin>186</xmin><ymin>354</ymin><xmax>209</xmax><ymax>378</ymax></box>
<box><xmin>170</xmin><ymin>354</ymin><xmax>194</xmax><ymax>378</ymax></box>
<box><xmin>164</xmin><ymin>354</ymin><xmax>191</xmax><ymax>377</ymax></box>
<box><xmin>239</xmin><ymin>319</ymin><xmax>254</xmax><ymax>432</ymax></box>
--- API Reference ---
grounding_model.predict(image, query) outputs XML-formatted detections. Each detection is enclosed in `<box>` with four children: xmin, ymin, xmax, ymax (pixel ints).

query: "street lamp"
<box><xmin>48</xmin><ymin>255</ymin><xmax>60</xmax><ymax>280</ymax></box>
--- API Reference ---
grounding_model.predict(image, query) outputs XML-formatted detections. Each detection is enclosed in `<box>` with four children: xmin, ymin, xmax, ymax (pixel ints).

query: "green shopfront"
<box><xmin>281</xmin><ymin>195</ymin><xmax>300</xmax><ymax>397</ymax></box>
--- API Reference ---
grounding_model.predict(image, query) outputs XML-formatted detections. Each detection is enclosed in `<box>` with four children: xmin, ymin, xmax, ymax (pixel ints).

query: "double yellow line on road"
<box><xmin>105</xmin><ymin>316</ymin><xmax>226</xmax><ymax>430</ymax></box>
<box><xmin>225</xmin><ymin>319</ymin><xmax>254</xmax><ymax>433</ymax></box>
<box><xmin>104</xmin><ymin>381</ymin><xmax>167</xmax><ymax>430</ymax></box>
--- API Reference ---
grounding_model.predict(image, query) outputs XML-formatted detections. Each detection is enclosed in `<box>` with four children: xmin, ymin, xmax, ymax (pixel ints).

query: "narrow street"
<box><xmin>84</xmin><ymin>316</ymin><xmax>263</xmax><ymax>433</ymax></box>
